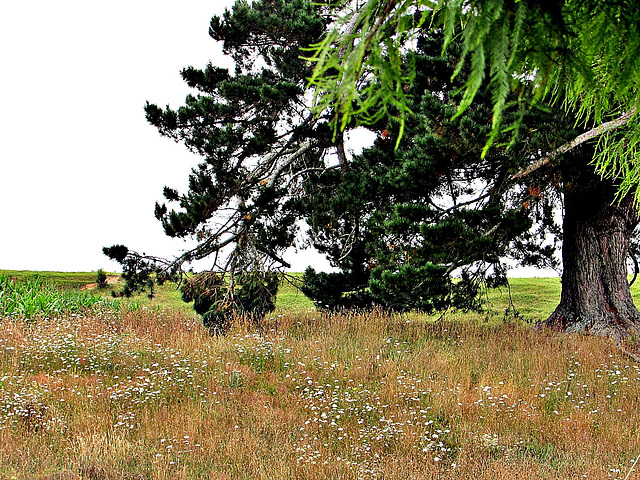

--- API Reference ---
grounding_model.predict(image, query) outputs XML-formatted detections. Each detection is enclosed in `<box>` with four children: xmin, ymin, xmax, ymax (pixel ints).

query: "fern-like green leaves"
<box><xmin>308</xmin><ymin>0</ymin><xmax>640</xmax><ymax>201</ymax></box>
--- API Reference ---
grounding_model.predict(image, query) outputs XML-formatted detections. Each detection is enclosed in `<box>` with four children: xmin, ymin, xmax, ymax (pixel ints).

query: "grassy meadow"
<box><xmin>1</xmin><ymin>271</ymin><xmax>640</xmax><ymax>479</ymax></box>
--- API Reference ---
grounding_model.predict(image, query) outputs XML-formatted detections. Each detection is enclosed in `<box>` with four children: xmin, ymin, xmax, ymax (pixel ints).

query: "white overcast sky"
<box><xmin>0</xmin><ymin>0</ymin><xmax>330</xmax><ymax>273</ymax></box>
<box><xmin>0</xmin><ymin>0</ymin><xmax>554</xmax><ymax>276</ymax></box>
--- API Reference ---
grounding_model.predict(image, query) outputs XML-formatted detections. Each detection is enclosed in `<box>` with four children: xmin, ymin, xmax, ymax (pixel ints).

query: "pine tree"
<box><xmin>302</xmin><ymin>32</ymin><xmax>640</xmax><ymax>341</ymax></box>
<box><xmin>105</xmin><ymin>0</ymin><xmax>334</xmax><ymax>330</ymax></box>
<box><xmin>308</xmin><ymin>0</ymin><xmax>640</xmax><ymax>201</ymax></box>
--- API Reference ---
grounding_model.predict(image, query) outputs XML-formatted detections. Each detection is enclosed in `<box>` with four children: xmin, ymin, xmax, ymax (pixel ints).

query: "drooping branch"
<box><xmin>284</xmin><ymin>166</ymin><xmax>335</xmax><ymax>191</ymax></box>
<box><xmin>512</xmin><ymin>109</ymin><xmax>637</xmax><ymax>179</ymax></box>
<box><xmin>257</xmin><ymin>245</ymin><xmax>292</xmax><ymax>269</ymax></box>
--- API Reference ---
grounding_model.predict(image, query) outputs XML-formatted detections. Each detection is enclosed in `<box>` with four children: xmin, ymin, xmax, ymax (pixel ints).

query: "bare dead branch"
<box><xmin>266</xmin><ymin>140</ymin><xmax>316</xmax><ymax>188</ymax></box>
<box><xmin>512</xmin><ymin>108</ymin><xmax>637</xmax><ymax>179</ymax></box>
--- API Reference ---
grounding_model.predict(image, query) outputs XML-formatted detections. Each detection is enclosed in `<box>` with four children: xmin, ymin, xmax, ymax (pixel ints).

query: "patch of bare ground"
<box><xmin>80</xmin><ymin>276</ymin><xmax>120</xmax><ymax>290</ymax></box>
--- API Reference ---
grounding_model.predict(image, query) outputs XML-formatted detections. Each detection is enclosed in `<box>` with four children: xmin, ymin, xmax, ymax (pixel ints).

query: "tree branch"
<box><xmin>441</xmin><ymin>192</ymin><xmax>492</xmax><ymax>213</ymax></box>
<box><xmin>266</xmin><ymin>140</ymin><xmax>316</xmax><ymax>188</ymax></box>
<box><xmin>257</xmin><ymin>245</ymin><xmax>292</xmax><ymax>269</ymax></box>
<box><xmin>245</xmin><ymin>113</ymin><xmax>316</xmax><ymax>185</ymax></box>
<box><xmin>512</xmin><ymin>108</ymin><xmax>637</xmax><ymax>179</ymax></box>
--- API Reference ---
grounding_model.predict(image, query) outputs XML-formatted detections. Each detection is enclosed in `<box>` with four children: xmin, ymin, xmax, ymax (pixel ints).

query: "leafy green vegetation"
<box><xmin>0</xmin><ymin>274</ymin><xmax>116</xmax><ymax>320</ymax></box>
<box><xmin>310</xmin><ymin>1</ymin><xmax>640</xmax><ymax>199</ymax></box>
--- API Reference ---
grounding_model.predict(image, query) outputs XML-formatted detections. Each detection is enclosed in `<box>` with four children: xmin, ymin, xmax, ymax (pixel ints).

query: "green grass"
<box><xmin>484</xmin><ymin>277</ymin><xmax>561</xmax><ymax>322</ymax></box>
<box><xmin>0</xmin><ymin>270</ymin><xmax>316</xmax><ymax>318</ymax></box>
<box><xmin>6</xmin><ymin>269</ymin><xmax>640</xmax><ymax>325</ymax></box>
<box><xmin>0</xmin><ymin>270</ymin><xmax>116</xmax><ymax>290</ymax></box>
<box><xmin>115</xmin><ymin>281</ymin><xmax>194</xmax><ymax>314</ymax></box>
<box><xmin>486</xmin><ymin>276</ymin><xmax>640</xmax><ymax>323</ymax></box>
<box><xmin>276</xmin><ymin>273</ymin><xmax>315</xmax><ymax>313</ymax></box>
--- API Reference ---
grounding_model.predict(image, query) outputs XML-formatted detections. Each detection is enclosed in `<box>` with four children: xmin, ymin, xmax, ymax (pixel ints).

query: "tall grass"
<box><xmin>1</xmin><ymin>305</ymin><xmax>639</xmax><ymax>479</ymax></box>
<box><xmin>0</xmin><ymin>275</ymin><xmax>122</xmax><ymax>320</ymax></box>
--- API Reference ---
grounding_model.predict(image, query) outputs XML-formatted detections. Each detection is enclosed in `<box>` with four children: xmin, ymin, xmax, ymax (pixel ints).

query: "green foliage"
<box><xmin>102</xmin><ymin>245</ymin><xmax>162</xmax><ymax>299</ymax></box>
<box><xmin>180</xmin><ymin>272</ymin><xmax>224</xmax><ymax>317</ymax></box>
<box><xmin>180</xmin><ymin>271</ymin><xmax>279</xmax><ymax>332</ymax></box>
<box><xmin>234</xmin><ymin>271</ymin><xmax>279</xmax><ymax>320</ymax></box>
<box><xmin>307</xmin><ymin>1</ymin><xmax>416</xmax><ymax>147</ymax></box>
<box><xmin>301</xmin><ymin>268</ymin><xmax>374</xmax><ymax>311</ymax></box>
<box><xmin>0</xmin><ymin>274</ymin><xmax>113</xmax><ymax>320</ymax></box>
<box><xmin>96</xmin><ymin>269</ymin><xmax>108</xmax><ymax>289</ymax></box>
<box><xmin>305</xmin><ymin>0</ymin><xmax>422</xmax><ymax>147</ymax></box>
<box><xmin>301</xmin><ymin>32</ymin><xmax>570</xmax><ymax>313</ymax></box>
<box><xmin>309</xmin><ymin>0</ymin><xmax>640</xmax><ymax>200</ymax></box>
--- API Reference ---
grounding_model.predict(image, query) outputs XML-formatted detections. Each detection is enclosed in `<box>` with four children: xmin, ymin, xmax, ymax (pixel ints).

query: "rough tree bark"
<box><xmin>543</xmin><ymin>150</ymin><xmax>640</xmax><ymax>342</ymax></box>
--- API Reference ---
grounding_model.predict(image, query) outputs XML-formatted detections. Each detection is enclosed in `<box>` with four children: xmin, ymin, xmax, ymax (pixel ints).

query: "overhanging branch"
<box><xmin>512</xmin><ymin>108</ymin><xmax>637</xmax><ymax>179</ymax></box>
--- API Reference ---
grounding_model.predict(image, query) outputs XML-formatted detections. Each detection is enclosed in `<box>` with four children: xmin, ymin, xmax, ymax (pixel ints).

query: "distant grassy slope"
<box><xmin>484</xmin><ymin>277</ymin><xmax>561</xmax><ymax>322</ymax></box>
<box><xmin>5</xmin><ymin>269</ymin><xmax>640</xmax><ymax>323</ymax></box>
<box><xmin>0</xmin><ymin>270</ymin><xmax>113</xmax><ymax>289</ymax></box>
<box><xmin>276</xmin><ymin>273</ymin><xmax>315</xmax><ymax>313</ymax></box>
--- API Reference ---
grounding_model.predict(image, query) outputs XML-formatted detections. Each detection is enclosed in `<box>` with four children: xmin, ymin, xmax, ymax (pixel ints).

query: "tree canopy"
<box><xmin>302</xmin><ymin>31</ymin><xmax>572</xmax><ymax>314</ymax></box>
<box><xmin>105</xmin><ymin>0</ymin><xmax>640</xmax><ymax>341</ymax></box>
<box><xmin>106</xmin><ymin>0</ymin><xmax>333</xmax><ymax>329</ymax></box>
<box><xmin>307</xmin><ymin>0</ymin><xmax>640</xmax><ymax>200</ymax></box>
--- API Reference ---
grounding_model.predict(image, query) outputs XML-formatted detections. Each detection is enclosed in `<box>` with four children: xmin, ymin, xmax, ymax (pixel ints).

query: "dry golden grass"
<box><xmin>1</xmin><ymin>306</ymin><xmax>640</xmax><ymax>479</ymax></box>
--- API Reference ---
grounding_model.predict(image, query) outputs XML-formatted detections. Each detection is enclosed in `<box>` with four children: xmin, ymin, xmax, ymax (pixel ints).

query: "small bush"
<box><xmin>181</xmin><ymin>271</ymin><xmax>279</xmax><ymax>333</ymax></box>
<box><xmin>96</xmin><ymin>269</ymin><xmax>108</xmax><ymax>289</ymax></box>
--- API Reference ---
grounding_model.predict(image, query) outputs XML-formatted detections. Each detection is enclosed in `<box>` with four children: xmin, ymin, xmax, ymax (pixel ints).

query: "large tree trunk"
<box><xmin>543</xmin><ymin>153</ymin><xmax>640</xmax><ymax>341</ymax></box>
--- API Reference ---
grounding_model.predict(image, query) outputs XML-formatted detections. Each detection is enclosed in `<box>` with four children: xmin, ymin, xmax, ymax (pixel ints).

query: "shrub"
<box><xmin>96</xmin><ymin>269</ymin><xmax>108</xmax><ymax>289</ymax></box>
<box><xmin>181</xmin><ymin>271</ymin><xmax>279</xmax><ymax>333</ymax></box>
